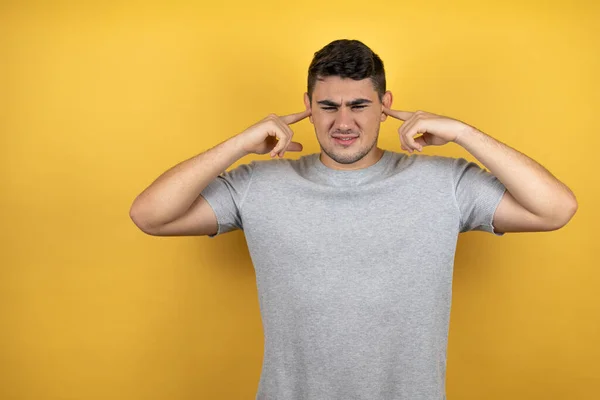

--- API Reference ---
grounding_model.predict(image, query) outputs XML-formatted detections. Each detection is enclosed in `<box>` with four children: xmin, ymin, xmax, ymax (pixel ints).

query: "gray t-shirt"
<box><xmin>200</xmin><ymin>149</ymin><xmax>506</xmax><ymax>400</ymax></box>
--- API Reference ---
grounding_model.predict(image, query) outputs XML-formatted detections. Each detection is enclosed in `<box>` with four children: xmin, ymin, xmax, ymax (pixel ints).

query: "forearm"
<box><xmin>455</xmin><ymin>127</ymin><xmax>577</xmax><ymax>221</ymax></box>
<box><xmin>129</xmin><ymin>135</ymin><xmax>248</xmax><ymax>229</ymax></box>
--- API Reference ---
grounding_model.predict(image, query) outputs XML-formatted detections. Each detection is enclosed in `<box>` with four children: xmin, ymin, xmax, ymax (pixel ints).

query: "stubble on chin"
<box><xmin>319</xmin><ymin>137</ymin><xmax>378</xmax><ymax>165</ymax></box>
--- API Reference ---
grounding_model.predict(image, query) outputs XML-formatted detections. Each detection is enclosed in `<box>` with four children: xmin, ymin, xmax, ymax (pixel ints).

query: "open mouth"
<box><xmin>332</xmin><ymin>136</ymin><xmax>358</xmax><ymax>145</ymax></box>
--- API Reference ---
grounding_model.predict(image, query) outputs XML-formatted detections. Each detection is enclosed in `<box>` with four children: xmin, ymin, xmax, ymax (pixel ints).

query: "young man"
<box><xmin>130</xmin><ymin>39</ymin><xmax>577</xmax><ymax>399</ymax></box>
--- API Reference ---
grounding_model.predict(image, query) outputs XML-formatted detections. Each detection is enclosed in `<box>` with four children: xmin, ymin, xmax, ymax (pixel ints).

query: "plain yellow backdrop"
<box><xmin>1</xmin><ymin>1</ymin><xmax>598</xmax><ymax>399</ymax></box>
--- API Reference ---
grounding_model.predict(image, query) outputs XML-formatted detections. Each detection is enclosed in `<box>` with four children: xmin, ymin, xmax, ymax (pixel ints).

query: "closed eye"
<box><xmin>321</xmin><ymin>106</ymin><xmax>368</xmax><ymax>111</ymax></box>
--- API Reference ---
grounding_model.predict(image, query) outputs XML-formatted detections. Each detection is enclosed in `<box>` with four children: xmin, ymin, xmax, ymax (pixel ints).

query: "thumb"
<box><xmin>415</xmin><ymin>132</ymin><xmax>433</xmax><ymax>147</ymax></box>
<box><xmin>415</xmin><ymin>132</ymin><xmax>445</xmax><ymax>147</ymax></box>
<box><xmin>414</xmin><ymin>135</ymin><xmax>428</xmax><ymax>148</ymax></box>
<box><xmin>286</xmin><ymin>141</ymin><xmax>303</xmax><ymax>152</ymax></box>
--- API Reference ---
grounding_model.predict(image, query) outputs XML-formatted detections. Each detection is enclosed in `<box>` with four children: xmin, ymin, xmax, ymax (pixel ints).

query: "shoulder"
<box><xmin>247</xmin><ymin>153</ymin><xmax>318</xmax><ymax>175</ymax></box>
<box><xmin>390</xmin><ymin>151</ymin><xmax>464</xmax><ymax>172</ymax></box>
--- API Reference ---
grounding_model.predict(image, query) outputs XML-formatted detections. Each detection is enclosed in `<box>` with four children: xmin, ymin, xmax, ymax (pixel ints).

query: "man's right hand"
<box><xmin>237</xmin><ymin>109</ymin><xmax>311</xmax><ymax>158</ymax></box>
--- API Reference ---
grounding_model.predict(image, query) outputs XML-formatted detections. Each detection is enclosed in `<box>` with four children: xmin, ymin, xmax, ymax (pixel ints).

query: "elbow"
<box><xmin>548</xmin><ymin>194</ymin><xmax>578</xmax><ymax>230</ymax></box>
<box><xmin>129</xmin><ymin>201</ymin><xmax>158</xmax><ymax>236</ymax></box>
<box><xmin>564</xmin><ymin>195</ymin><xmax>579</xmax><ymax>225</ymax></box>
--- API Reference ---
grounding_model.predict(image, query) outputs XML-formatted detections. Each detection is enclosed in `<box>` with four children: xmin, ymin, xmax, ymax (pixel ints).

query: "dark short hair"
<box><xmin>307</xmin><ymin>39</ymin><xmax>386</xmax><ymax>103</ymax></box>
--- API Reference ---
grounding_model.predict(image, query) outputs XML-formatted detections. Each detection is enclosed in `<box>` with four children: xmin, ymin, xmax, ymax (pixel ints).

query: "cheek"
<box><xmin>314</xmin><ymin>115</ymin><xmax>335</xmax><ymax>133</ymax></box>
<box><xmin>357</xmin><ymin>112</ymin><xmax>379</xmax><ymax>131</ymax></box>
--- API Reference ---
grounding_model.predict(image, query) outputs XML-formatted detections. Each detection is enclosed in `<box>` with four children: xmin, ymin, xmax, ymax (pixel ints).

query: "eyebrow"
<box><xmin>316</xmin><ymin>98</ymin><xmax>373</xmax><ymax>107</ymax></box>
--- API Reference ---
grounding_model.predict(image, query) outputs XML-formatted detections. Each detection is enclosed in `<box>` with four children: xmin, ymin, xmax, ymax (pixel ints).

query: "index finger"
<box><xmin>280</xmin><ymin>108</ymin><xmax>311</xmax><ymax>125</ymax></box>
<box><xmin>383</xmin><ymin>107</ymin><xmax>413</xmax><ymax>121</ymax></box>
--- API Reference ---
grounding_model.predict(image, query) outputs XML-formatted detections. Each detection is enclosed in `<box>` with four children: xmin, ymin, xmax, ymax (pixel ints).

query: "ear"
<box><xmin>304</xmin><ymin>92</ymin><xmax>313</xmax><ymax>123</ymax></box>
<box><xmin>380</xmin><ymin>91</ymin><xmax>393</xmax><ymax>122</ymax></box>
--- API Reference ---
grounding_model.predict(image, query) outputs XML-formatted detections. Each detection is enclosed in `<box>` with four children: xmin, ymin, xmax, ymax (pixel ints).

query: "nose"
<box><xmin>335</xmin><ymin>107</ymin><xmax>354</xmax><ymax>131</ymax></box>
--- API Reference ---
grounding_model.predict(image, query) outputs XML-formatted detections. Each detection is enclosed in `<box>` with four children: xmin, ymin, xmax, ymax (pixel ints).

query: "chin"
<box><xmin>321</xmin><ymin>145</ymin><xmax>373</xmax><ymax>165</ymax></box>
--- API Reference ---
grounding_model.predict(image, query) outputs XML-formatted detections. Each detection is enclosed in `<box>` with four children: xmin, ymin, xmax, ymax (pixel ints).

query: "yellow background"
<box><xmin>1</xmin><ymin>1</ymin><xmax>598</xmax><ymax>399</ymax></box>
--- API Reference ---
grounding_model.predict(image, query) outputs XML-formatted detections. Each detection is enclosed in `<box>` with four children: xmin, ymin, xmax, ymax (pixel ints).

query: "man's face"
<box><xmin>304</xmin><ymin>76</ymin><xmax>392</xmax><ymax>169</ymax></box>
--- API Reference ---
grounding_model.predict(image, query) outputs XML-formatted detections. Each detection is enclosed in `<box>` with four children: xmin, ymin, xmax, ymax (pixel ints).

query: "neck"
<box><xmin>319</xmin><ymin>147</ymin><xmax>385</xmax><ymax>171</ymax></box>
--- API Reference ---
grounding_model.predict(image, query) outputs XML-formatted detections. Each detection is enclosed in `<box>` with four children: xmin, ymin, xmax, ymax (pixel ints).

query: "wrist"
<box><xmin>229</xmin><ymin>134</ymin><xmax>251</xmax><ymax>158</ymax></box>
<box><xmin>454</xmin><ymin>125</ymin><xmax>481</xmax><ymax>148</ymax></box>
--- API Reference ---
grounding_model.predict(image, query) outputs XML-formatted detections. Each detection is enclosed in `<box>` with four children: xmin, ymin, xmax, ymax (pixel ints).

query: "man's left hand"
<box><xmin>383</xmin><ymin>107</ymin><xmax>474</xmax><ymax>153</ymax></box>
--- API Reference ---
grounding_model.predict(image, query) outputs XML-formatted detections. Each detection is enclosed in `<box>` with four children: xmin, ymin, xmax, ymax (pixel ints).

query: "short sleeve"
<box><xmin>199</xmin><ymin>161</ymin><xmax>256</xmax><ymax>238</ymax></box>
<box><xmin>452</xmin><ymin>157</ymin><xmax>507</xmax><ymax>235</ymax></box>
